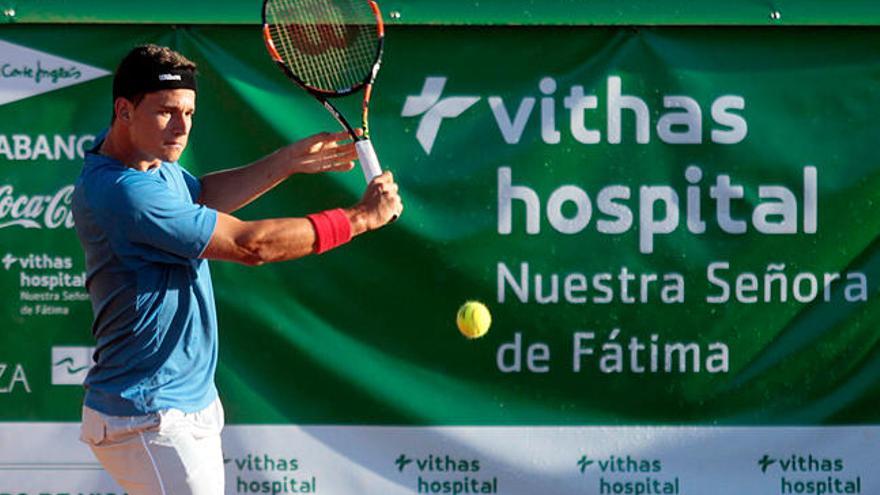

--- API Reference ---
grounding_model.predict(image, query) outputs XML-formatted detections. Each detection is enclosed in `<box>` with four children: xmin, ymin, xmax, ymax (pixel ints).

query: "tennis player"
<box><xmin>72</xmin><ymin>44</ymin><xmax>401</xmax><ymax>495</ymax></box>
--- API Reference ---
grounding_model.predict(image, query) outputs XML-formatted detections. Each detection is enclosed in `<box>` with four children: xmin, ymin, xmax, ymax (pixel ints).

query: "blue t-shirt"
<box><xmin>72</xmin><ymin>134</ymin><xmax>219</xmax><ymax>416</ymax></box>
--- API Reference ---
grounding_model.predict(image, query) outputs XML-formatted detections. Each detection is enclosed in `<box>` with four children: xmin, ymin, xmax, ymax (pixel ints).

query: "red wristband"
<box><xmin>306</xmin><ymin>208</ymin><xmax>352</xmax><ymax>254</ymax></box>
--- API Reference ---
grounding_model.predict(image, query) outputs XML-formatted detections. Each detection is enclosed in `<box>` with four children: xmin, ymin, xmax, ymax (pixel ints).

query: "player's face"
<box><xmin>128</xmin><ymin>89</ymin><xmax>196</xmax><ymax>164</ymax></box>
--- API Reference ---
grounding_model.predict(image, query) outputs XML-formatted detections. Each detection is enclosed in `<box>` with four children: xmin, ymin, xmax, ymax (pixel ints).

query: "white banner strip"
<box><xmin>0</xmin><ymin>423</ymin><xmax>876</xmax><ymax>494</ymax></box>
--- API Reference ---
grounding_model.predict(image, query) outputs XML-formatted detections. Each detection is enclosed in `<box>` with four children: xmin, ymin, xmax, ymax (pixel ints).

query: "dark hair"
<box><xmin>111</xmin><ymin>44</ymin><xmax>197</xmax><ymax>120</ymax></box>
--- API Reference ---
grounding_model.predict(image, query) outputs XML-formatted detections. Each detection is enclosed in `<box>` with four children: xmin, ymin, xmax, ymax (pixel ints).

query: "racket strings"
<box><xmin>266</xmin><ymin>0</ymin><xmax>379</xmax><ymax>92</ymax></box>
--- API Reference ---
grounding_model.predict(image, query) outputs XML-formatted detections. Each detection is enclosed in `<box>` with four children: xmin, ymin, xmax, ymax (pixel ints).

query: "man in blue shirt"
<box><xmin>73</xmin><ymin>44</ymin><xmax>401</xmax><ymax>495</ymax></box>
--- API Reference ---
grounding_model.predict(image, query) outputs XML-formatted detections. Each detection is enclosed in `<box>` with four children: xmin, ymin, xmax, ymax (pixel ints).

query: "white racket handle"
<box><xmin>356</xmin><ymin>139</ymin><xmax>382</xmax><ymax>184</ymax></box>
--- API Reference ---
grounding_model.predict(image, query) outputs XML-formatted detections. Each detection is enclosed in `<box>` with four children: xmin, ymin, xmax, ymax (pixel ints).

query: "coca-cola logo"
<box><xmin>0</xmin><ymin>184</ymin><xmax>74</xmax><ymax>229</ymax></box>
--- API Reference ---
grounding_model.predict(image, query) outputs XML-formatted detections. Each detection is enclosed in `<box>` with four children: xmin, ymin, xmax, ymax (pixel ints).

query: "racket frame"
<box><xmin>261</xmin><ymin>0</ymin><xmax>385</xmax><ymax>143</ymax></box>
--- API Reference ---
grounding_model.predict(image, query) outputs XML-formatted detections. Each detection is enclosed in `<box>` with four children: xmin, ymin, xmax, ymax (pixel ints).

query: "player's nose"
<box><xmin>169</xmin><ymin>113</ymin><xmax>190</xmax><ymax>135</ymax></box>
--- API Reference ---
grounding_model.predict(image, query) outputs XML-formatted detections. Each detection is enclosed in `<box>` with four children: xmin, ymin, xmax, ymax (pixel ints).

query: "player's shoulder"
<box><xmin>82</xmin><ymin>159</ymin><xmax>165</xmax><ymax>208</ymax></box>
<box><xmin>157</xmin><ymin>160</ymin><xmax>189</xmax><ymax>180</ymax></box>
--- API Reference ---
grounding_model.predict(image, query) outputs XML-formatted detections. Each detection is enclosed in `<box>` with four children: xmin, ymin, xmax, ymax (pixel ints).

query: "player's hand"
<box><xmin>348</xmin><ymin>171</ymin><xmax>403</xmax><ymax>234</ymax></box>
<box><xmin>286</xmin><ymin>131</ymin><xmax>358</xmax><ymax>175</ymax></box>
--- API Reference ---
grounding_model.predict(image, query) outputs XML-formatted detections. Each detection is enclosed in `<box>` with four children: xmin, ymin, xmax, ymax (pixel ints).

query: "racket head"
<box><xmin>262</xmin><ymin>0</ymin><xmax>384</xmax><ymax>98</ymax></box>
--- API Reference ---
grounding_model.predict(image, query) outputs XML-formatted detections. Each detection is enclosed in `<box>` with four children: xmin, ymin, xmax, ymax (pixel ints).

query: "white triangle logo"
<box><xmin>0</xmin><ymin>39</ymin><xmax>111</xmax><ymax>106</ymax></box>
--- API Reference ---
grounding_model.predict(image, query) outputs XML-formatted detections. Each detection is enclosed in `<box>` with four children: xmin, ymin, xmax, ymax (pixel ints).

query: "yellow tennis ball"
<box><xmin>456</xmin><ymin>301</ymin><xmax>491</xmax><ymax>339</ymax></box>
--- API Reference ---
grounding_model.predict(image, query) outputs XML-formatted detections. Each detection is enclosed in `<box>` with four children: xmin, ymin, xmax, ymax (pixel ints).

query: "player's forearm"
<box><xmin>235</xmin><ymin>217</ymin><xmax>316</xmax><ymax>264</ymax></box>
<box><xmin>198</xmin><ymin>148</ymin><xmax>293</xmax><ymax>214</ymax></box>
<box><xmin>232</xmin><ymin>208</ymin><xmax>367</xmax><ymax>265</ymax></box>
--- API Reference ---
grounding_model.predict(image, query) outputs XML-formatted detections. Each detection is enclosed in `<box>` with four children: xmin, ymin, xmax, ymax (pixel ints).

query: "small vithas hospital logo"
<box><xmin>0</xmin><ymin>39</ymin><xmax>110</xmax><ymax>106</ymax></box>
<box><xmin>51</xmin><ymin>346</ymin><xmax>95</xmax><ymax>385</ymax></box>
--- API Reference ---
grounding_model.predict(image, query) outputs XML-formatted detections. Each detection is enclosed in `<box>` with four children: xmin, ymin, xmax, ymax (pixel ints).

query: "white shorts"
<box><xmin>80</xmin><ymin>398</ymin><xmax>225</xmax><ymax>495</ymax></box>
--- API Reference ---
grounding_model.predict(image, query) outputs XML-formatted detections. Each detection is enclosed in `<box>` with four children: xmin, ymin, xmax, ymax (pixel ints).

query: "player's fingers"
<box><xmin>380</xmin><ymin>182</ymin><xmax>399</xmax><ymax>195</ymax></box>
<box><xmin>298</xmin><ymin>147</ymin><xmax>357</xmax><ymax>171</ymax></box>
<box><xmin>318</xmin><ymin>155</ymin><xmax>356</xmax><ymax>169</ymax></box>
<box><xmin>339</xmin><ymin>150</ymin><xmax>358</xmax><ymax>166</ymax></box>
<box><xmin>341</xmin><ymin>143</ymin><xmax>360</xmax><ymax>156</ymax></box>
<box><xmin>304</xmin><ymin>131</ymin><xmax>333</xmax><ymax>146</ymax></box>
<box><xmin>370</xmin><ymin>171</ymin><xmax>394</xmax><ymax>186</ymax></box>
<box><xmin>375</xmin><ymin>177</ymin><xmax>399</xmax><ymax>191</ymax></box>
<box><xmin>389</xmin><ymin>196</ymin><xmax>403</xmax><ymax>220</ymax></box>
<box><xmin>325</xmin><ymin>160</ymin><xmax>357</xmax><ymax>172</ymax></box>
<box><xmin>380</xmin><ymin>189</ymin><xmax>401</xmax><ymax>214</ymax></box>
<box><xmin>327</xmin><ymin>144</ymin><xmax>357</xmax><ymax>156</ymax></box>
<box><xmin>298</xmin><ymin>150</ymin><xmax>354</xmax><ymax>169</ymax></box>
<box><xmin>313</xmin><ymin>132</ymin><xmax>355</xmax><ymax>151</ymax></box>
<box><xmin>311</xmin><ymin>145</ymin><xmax>357</xmax><ymax>164</ymax></box>
<box><xmin>327</xmin><ymin>131</ymin><xmax>354</xmax><ymax>144</ymax></box>
<box><xmin>324</xmin><ymin>138</ymin><xmax>357</xmax><ymax>152</ymax></box>
<box><xmin>332</xmin><ymin>161</ymin><xmax>356</xmax><ymax>172</ymax></box>
<box><xmin>302</xmin><ymin>131</ymin><xmax>353</xmax><ymax>153</ymax></box>
<box><xmin>313</xmin><ymin>131</ymin><xmax>336</xmax><ymax>141</ymax></box>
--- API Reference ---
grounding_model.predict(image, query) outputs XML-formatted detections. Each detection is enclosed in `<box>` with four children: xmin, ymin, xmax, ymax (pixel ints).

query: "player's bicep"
<box><xmin>201</xmin><ymin>212</ymin><xmax>263</xmax><ymax>265</ymax></box>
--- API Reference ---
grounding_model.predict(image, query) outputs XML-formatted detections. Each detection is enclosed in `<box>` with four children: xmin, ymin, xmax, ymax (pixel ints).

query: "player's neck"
<box><xmin>101</xmin><ymin>124</ymin><xmax>161</xmax><ymax>172</ymax></box>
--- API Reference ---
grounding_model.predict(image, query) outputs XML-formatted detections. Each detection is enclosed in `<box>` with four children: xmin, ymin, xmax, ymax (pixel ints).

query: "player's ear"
<box><xmin>114</xmin><ymin>97</ymin><xmax>134</xmax><ymax>123</ymax></box>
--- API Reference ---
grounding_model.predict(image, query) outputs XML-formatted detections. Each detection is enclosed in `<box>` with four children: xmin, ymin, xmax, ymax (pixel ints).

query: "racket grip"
<box><xmin>356</xmin><ymin>139</ymin><xmax>383</xmax><ymax>184</ymax></box>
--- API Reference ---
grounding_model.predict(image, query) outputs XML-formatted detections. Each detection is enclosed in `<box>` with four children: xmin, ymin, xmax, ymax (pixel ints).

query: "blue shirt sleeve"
<box><xmin>101</xmin><ymin>171</ymin><xmax>217</xmax><ymax>262</ymax></box>
<box><xmin>181</xmin><ymin>167</ymin><xmax>203</xmax><ymax>203</ymax></box>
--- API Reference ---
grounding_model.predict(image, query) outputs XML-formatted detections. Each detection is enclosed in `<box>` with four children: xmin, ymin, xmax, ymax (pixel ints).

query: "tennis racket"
<box><xmin>262</xmin><ymin>0</ymin><xmax>385</xmax><ymax>184</ymax></box>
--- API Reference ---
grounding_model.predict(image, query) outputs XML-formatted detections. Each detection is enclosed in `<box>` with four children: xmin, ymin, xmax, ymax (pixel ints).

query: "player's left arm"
<box><xmin>197</xmin><ymin>131</ymin><xmax>358</xmax><ymax>214</ymax></box>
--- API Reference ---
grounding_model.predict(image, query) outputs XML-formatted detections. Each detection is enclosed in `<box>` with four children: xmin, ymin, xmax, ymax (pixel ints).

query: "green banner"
<box><xmin>1</xmin><ymin>24</ymin><xmax>879</xmax><ymax>430</ymax></box>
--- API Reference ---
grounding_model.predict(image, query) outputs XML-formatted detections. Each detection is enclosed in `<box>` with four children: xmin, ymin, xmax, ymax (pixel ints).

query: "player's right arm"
<box><xmin>201</xmin><ymin>171</ymin><xmax>401</xmax><ymax>265</ymax></box>
<box><xmin>197</xmin><ymin>131</ymin><xmax>359</xmax><ymax>214</ymax></box>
